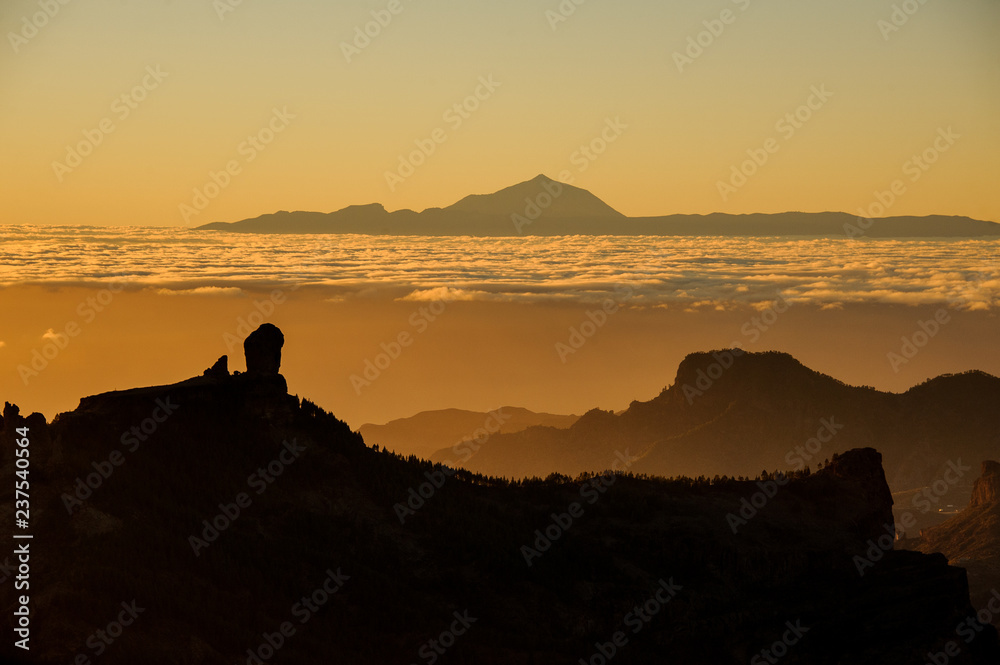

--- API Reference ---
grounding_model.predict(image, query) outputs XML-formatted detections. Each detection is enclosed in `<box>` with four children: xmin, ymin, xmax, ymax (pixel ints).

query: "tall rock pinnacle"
<box><xmin>244</xmin><ymin>323</ymin><xmax>284</xmax><ymax>376</ymax></box>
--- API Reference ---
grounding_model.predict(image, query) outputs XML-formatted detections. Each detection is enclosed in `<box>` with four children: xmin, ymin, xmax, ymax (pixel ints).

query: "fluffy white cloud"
<box><xmin>153</xmin><ymin>286</ymin><xmax>244</xmax><ymax>297</ymax></box>
<box><xmin>2</xmin><ymin>227</ymin><xmax>997</xmax><ymax>308</ymax></box>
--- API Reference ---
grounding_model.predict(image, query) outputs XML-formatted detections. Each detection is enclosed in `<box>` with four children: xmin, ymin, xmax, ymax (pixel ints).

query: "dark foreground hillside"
<box><xmin>0</xmin><ymin>326</ymin><xmax>996</xmax><ymax>664</ymax></box>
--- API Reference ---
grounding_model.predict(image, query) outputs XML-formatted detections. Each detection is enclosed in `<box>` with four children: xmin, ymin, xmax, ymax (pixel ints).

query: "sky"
<box><xmin>2</xmin><ymin>0</ymin><xmax>999</xmax><ymax>226</ymax></box>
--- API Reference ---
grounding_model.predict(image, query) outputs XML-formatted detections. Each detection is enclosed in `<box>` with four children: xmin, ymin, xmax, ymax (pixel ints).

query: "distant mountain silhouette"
<box><xmin>194</xmin><ymin>175</ymin><xmax>1000</xmax><ymax>236</ymax></box>
<box><xmin>1</xmin><ymin>327</ymin><xmax>996</xmax><ymax>663</ymax></box>
<box><xmin>444</xmin><ymin>174</ymin><xmax>625</xmax><ymax>219</ymax></box>
<box><xmin>359</xmin><ymin>406</ymin><xmax>579</xmax><ymax>460</ymax></box>
<box><xmin>448</xmin><ymin>350</ymin><xmax>1000</xmax><ymax>493</ymax></box>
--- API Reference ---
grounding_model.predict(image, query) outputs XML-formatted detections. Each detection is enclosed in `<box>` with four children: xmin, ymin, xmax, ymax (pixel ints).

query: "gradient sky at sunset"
<box><xmin>2</xmin><ymin>0</ymin><xmax>998</xmax><ymax>226</ymax></box>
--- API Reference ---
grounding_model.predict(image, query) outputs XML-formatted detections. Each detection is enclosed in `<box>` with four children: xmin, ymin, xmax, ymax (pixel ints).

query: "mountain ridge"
<box><xmin>1</xmin><ymin>324</ymin><xmax>997</xmax><ymax>663</ymax></box>
<box><xmin>194</xmin><ymin>175</ymin><xmax>1000</xmax><ymax>237</ymax></box>
<box><xmin>359</xmin><ymin>406</ymin><xmax>580</xmax><ymax>460</ymax></box>
<box><xmin>446</xmin><ymin>349</ymin><xmax>1000</xmax><ymax>491</ymax></box>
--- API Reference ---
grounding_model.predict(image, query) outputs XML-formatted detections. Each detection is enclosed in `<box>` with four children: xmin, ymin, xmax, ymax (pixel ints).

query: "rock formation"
<box><xmin>203</xmin><ymin>355</ymin><xmax>229</xmax><ymax>378</ymax></box>
<box><xmin>971</xmin><ymin>460</ymin><xmax>1000</xmax><ymax>508</ymax></box>
<box><xmin>243</xmin><ymin>323</ymin><xmax>283</xmax><ymax>375</ymax></box>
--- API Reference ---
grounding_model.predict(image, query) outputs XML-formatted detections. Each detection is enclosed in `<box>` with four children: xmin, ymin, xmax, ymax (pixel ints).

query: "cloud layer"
<box><xmin>1</xmin><ymin>226</ymin><xmax>997</xmax><ymax>309</ymax></box>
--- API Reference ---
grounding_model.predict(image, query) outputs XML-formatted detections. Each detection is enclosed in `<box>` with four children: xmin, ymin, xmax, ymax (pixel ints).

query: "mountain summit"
<box><xmin>444</xmin><ymin>174</ymin><xmax>625</xmax><ymax>218</ymax></box>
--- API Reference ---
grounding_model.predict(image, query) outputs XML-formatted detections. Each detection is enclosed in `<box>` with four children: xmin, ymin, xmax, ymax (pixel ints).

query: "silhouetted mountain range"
<box><xmin>194</xmin><ymin>175</ymin><xmax>1000</xmax><ymax>237</ymax></box>
<box><xmin>447</xmin><ymin>350</ymin><xmax>1000</xmax><ymax>493</ymax></box>
<box><xmin>1</xmin><ymin>328</ymin><xmax>997</xmax><ymax>663</ymax></box>
<box><xmin>360</xmin><ymin>407</ymin><xmax>579</xmax><ymax>461</ymax></box>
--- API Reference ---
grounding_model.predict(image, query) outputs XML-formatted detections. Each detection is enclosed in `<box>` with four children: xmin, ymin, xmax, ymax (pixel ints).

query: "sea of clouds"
<box><xmin>1</xmin><ymin>226</ymin><xmax>997</xmax><ymax>310</ymax></box>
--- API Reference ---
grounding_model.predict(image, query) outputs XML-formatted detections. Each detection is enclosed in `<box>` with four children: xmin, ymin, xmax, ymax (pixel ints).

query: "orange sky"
<box><xmin>2</xmin><ymin>0</ymin><xmax>999</xmax><ymax>226</ymax></box>
<box><xmin>2</xmin><ymin>286</ymin><xmax>998</xmax><ymax>428</ymax></box>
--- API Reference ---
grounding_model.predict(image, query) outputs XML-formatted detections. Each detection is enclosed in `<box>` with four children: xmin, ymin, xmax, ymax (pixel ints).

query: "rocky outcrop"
<box><xmin>914</xmin><ymin>460</ymin><xmax>1000</xmax><ymax>637</ymax></box>
<box><xmin>243</xmin><ymin>323</ymin><xmax>283</xmax><ymax>375</ymax></box>
<box><xmin>917</xmin><ymin>461</ymin><xmax>1000</xmax><ymax>561</ymax></box>
<box><xmin>971</xmin><ymin>461</ymin><xmax>1000</xmax><ymax>508</ymax></box>
<box><xmin>203</xmin><ymin>355</ymin><xmax>229</xmax><ymax>378</ymax></box>
<box><xmin>825</xmin><ymin>447</ymin><xmax>895</xmax><ymax>541</ymax></box>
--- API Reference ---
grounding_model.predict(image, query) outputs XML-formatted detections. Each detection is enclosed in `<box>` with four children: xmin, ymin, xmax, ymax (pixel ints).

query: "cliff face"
<box><xmin>914</xmin><ymin>460</ymin><xmax>1000</xmax><ymax>636</ymax></box>
<box><xmin>970</xmin><ymin>461</ymin><xmax>1000</xmax><ymax>508</ymax></box>
<box><xmin>917</xmin><ymin>461</ymin><xmax>1000</xmax><ymax>564</ymax></box>
<box><xmin>919</xmin><ymin>461</ymin><xmax>1000</xmax><ymax>561</ymax></box>
<box><xmin>0</xmin><ymin>328</ymin><xmax>996</xmax><ymax>665</ymax></box>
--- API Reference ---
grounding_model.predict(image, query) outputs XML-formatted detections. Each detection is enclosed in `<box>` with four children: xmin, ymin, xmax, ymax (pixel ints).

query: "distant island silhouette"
<box><xmin>195</xmin><ymin>174</ymin><xmax>1000</xmax><ymax>237</ymax></box>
